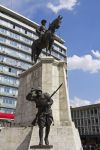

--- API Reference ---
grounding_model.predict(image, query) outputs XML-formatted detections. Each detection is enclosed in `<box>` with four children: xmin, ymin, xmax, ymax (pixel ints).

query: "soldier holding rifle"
<box><xmin>26</xmin><ymin>83</ymin><xmax>63</xmax><ymax>146</ymax></box>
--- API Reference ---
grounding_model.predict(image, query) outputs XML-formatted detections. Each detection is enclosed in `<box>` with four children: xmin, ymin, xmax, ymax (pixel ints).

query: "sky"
<box><xmin>0</xmin><ymin>0</ymin><xmax>100</xmax><ymax>107</ymax></box>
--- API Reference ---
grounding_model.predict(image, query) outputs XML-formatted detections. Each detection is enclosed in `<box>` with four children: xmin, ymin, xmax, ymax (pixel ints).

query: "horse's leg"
<box><xmin>31</xmin><ymin>40</ymin><xmax>38</xmax><ymax>63</ymax></box>
<box><xmin>34</xmin><ymin>54</ymin><xmax>37</xmax><ymax>63</ymax></box>
<box><xmin>34</xmin><ymin>51</ymin><xmax>39</xmax><ymax>63</ymax></box>
<box><xmin>46</xmin><ymin>48</ymin><xmax>48</xmax><ymax>56</ymax></box>
<box><xmin>46</xmin><ymin>42</ymin><xmax>49</xmax><ymax>56</ymax></box>
<box><xmin>48</xmin><ymin>41</ymin><xmax>53</xmax><ymax>56</ymax></box>
<box><xmin>36</xmin><ymin>48</ymin><xmax>42</xmax><ymax>62</ymax></box>
<box><xmin>32</xmin><ymin>40</ymin><xmax>42</xmax><ymax>63</ymax></box>
<box><xmin>33</xmin><ymin>46</ymin><xmax>37</xmax><ymax>63</ymax></box>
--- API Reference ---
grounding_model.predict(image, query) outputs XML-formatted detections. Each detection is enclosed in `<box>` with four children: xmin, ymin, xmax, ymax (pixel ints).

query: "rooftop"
<box><xmin>71</xmin><ymin>103</ymin><xmax>100</xmax><ymax>110</ymax></box>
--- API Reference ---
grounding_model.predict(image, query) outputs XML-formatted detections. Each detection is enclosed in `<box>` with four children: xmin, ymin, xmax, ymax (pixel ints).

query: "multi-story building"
<box><xmin>71</xmin><ymin>104</ymin><xmax>100</xmax><ymax>145</ymax></box>
<box><xmin>0</xmin><ymin>5</ymin><xmax>67</xmax><ymax>124</ymax></box>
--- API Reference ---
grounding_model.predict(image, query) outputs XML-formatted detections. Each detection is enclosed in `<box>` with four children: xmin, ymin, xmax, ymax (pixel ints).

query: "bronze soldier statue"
<box><xmin>26</xmin><ymin>84</ymin><xmax>63</xmax><ymax>146</ymax></box>
<box><xmin>26</xmin><ymin>88</ymin><xmax>53</xmax><ymax>146</ymax></box>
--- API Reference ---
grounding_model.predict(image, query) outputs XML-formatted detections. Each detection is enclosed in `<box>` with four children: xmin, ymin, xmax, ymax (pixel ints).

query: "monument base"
<box><xmin>28</xmin><ymin>123</ymin><xmax>83</xmax><ymax>150</ymax></box>
<box><xmin>0</xmin><ymin>124</ymin><xmax>82</xmax><ymax>150</ymax></box>
<box><xmin>11</xmin><ymin>57</ymin><xmax>83</xmax><ymax>150</ymax></box>
<box><xmin>30</xmin><ymin>145</ymin><xmax>53</xmax><ymax>150</ymax></box>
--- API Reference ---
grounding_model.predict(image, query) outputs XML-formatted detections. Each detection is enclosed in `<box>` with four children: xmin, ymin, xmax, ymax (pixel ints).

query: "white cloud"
<box><xmin>68</xmin><ymin>52</ymin><xmax>100</xmax><ymax>73</ymax></box>
<box><xmin>95</xmin><ymin>99</ymin><xmax>100</xmax><ymax>104</ymax></box>
<box><xmin>0</xmin><ymin>0</ymin><xmax>46</xmax><ymax>18</ymax></box>
<box><xmin>47</xmin><ymin>0</ymin><xmax>78</xmax><ymax>13</ymax></box>
<box><xmin>91</xmin><ymin>50</ymin><xmax>100</xmax><ymax>59</ymax></box>
<box><xmin>70</xmin><ymin>97</ymin><xmax>100</xmax><ymax>107</ymax></box>
<box><xmin>70</xmin><ymin>96</ymin><xmax>91</xmax><ymax>107</ymax></box>
<box><xmin>0</xmin><ymin>0</ymin><xmax>79</xmax><ymax>17</ymax></box>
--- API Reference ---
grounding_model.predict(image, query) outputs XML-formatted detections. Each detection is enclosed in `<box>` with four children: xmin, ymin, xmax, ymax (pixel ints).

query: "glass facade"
<box><xmin>0</xmin><ymin>6</ymin><xmax>67</xmax><ymax>115</ymax></box>
<box><xmin>71</xmin><ymin>105</ymin><xmax>100</xmax><ymax>135</ymax></box>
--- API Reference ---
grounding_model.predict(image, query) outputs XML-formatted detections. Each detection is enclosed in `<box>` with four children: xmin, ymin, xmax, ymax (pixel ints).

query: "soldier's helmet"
<box><xmin>35</xmin><ymin>87</ymin><xmax>42</xmax><ymax>93</ymax></box>
<box><xmin>41</xmin><ymin>19</ymin><xmax>47</xmax><ymax>25</ymax></box>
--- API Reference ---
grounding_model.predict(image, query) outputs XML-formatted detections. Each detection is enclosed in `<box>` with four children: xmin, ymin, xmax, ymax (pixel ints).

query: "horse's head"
<box><xmin>48</xmin><ymin>15</ymin><xmax>63</xmax><ymax>32</ymax></box>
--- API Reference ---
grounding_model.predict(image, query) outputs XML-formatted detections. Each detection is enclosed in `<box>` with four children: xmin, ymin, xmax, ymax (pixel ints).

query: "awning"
<box><xmin>0</xmin><ymin>112</ymin><xmax>15</xmax><ymax>119</ymax></box>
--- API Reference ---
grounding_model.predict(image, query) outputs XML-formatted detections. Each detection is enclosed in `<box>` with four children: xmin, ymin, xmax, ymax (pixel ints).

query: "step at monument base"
<box><xmin>28</xmin><ymin>124</ymin><xmax>83</xmax><ymax>150</ymax></box>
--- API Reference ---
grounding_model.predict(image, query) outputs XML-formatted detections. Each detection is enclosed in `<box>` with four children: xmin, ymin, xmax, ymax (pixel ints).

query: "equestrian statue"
<box><xmin>31</xmin><ymin>15</ymin><xmax>63</xmax><ymax>63</ymax></box>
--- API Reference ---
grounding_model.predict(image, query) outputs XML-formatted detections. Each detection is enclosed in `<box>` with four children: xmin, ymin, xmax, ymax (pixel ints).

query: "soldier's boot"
<box><xmin>39</xmin><ymin>127</ymin><xmax>43</xmax><ymax>146</ymax></box>
<box><xmin>44</xmin><ymin>126</ymin><xmax>50</xmax><ymax>145</ymax></box>
<box><xmin>39</xmin><ymin>138</ymin><xmax>43</xmax><ymax>146</ymax></box>
<box><xmin>44</xmin><ymin>137</ymin><xmax>49</xmax><ymax>145</ymax></box>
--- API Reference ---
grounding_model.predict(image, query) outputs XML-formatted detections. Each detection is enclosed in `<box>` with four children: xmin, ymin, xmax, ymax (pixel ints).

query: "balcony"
<box><xmin>0</xmin><ymin>92</ymin><xmax>17</xmax><ymax>99</ymax></box>
<box><xmin>0</xmin><ymin>103</ymin><xmax>16</xmax><ymax>109</ymax></box>
<box><xmin>0</xmin><ymin>80</ymin><xmax>19</xmax><ymax>88</ymax></box>
<box><xmin>0</xmin><ymin>70</ymin><xmax>18</xmax><ymax>78</ymax></box>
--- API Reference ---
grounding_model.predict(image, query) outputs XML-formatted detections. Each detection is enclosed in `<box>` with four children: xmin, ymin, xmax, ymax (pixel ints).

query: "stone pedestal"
<box><xmin>28</xmin><ymin>125</ymin><xmax>82</xmax><ymax>150</ymax></box>
<box><xmin>15</xmin><ymin>57</ymin><xmax>72</xmax><ymax>126</ymax></box>
<box><xmin>8</xmin><ymin>57</ymin><xmax>83</xmax><ymax>150</ymax></box>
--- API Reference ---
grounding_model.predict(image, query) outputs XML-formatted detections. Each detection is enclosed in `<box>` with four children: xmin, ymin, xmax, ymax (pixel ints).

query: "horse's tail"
<box><xmin>31</xmin><ymin>40</ymin><xmax>39</xmax><ymax>63</ymax></box>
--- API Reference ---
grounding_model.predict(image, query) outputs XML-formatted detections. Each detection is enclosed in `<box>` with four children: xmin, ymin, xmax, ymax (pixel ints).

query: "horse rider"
<box><xmin>36</xmin><ymin>19</ymin><xmax>47</xmax><ymax>42</ymax></box>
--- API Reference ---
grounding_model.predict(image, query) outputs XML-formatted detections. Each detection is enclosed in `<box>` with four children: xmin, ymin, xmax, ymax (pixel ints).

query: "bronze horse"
<box><xmin>31</xmin><ymin>15</ymin><xmax>63</xmax><ymax>63</ymax></box>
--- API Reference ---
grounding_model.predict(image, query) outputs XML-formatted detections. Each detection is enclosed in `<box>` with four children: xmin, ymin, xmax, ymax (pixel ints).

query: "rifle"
<box><xmin>50</xmin><ymin>83</ymin><xmax>63</xmax><ymax>99</ymax></box>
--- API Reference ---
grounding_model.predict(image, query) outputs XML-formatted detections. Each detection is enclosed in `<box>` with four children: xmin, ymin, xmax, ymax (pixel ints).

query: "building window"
<box><xmin>0</xmin><ymin>28</ymin><xmax>7</xmax><ymax>34</ymax></box>
<box><xmin>0</xmin><ymin>37</ymin><xmax>6</xmax><ymax>42</ymax></box>
<box><xmin>96</xmin><ymin>127</ymin><xmax>99</xmax><ymax>133</ymax></box>
<box><xmin>25</xmin><ymin>30</ymin><xmax>27</xmax><ymax>34</ymax></box>
<box><xmin>81</xmin><ymin>111</ymin><xmax>83</xmax><ymax>117</ymax></box>
<box><xmin>81</xmin><ymin>119</ymin><xmax>83</xmax><ymax>125</ymax></box>
<box><xmin>87</xmin><ymin>109</ymin><xmax>90</xmax><ymax>116</ymax></box>
<box><xmin>2</xmin><ymin>97</ymin><xmax>16</xmax><ymax>106</ymax></box>
<box><xmin>13</xmin><ymin>24</ymin><xmax>15</xmax><ymax>29</ymax></box>
<box><xmin>0</xmin><ymin>56</ymin><xmax>4</xmax><ymax>62</ymax></box>
<box><xmin>94</xmin><ymin>108</ymin><xmax>97</xmax><ymax>115</ymax></box>
<box><xmin>92</xmin><ymin>119</ymin><xmax>94</xmax><ymax>125</ymax></box>
<box><xmin>84</xmin><ymin>119</ymin><xmax>87</xmax><ymax>126</ymax></box>
<box><xmin>9</xmin><ymin>68</ymin><xmax>11</xmax><ymax>72</ymax></box>
<box><xmin>91</xmin><ymin>109</ymin><xmax>93</xmax><ymax>115</ymax></box>
<box><xmin>92</xmin><ymin>127</ymin><xmax>95</xmax><ymax>134</ymax></box>
<box><xmin>95</xmin><ymin>118</ymin><xmax>98</xmax><ymax>125</ymax></box>
<box><xmin>10</xmin><ymin>41</ymin><xmax>17</xmax><ymax>47</ymax></box>
<box><xmin>88</xmin><ymin>119</ymin><xmax>90</xmax><ymax>125</ymax></box>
